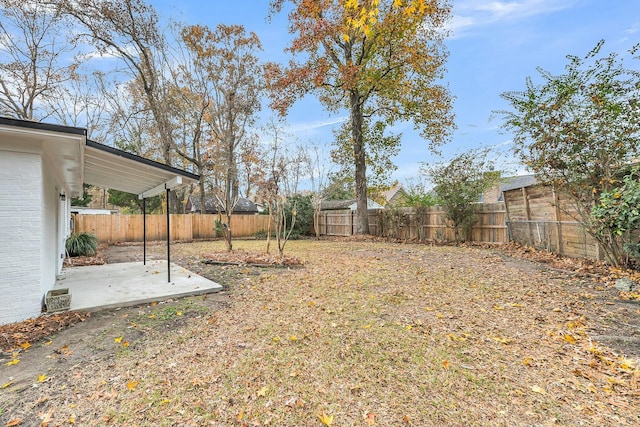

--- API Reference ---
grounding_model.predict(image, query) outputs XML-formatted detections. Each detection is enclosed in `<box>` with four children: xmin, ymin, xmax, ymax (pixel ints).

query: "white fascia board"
<box><xmin>138</xmin><ymin>176</ymin><xmax>182</xmax><ymax>199</ymax></box>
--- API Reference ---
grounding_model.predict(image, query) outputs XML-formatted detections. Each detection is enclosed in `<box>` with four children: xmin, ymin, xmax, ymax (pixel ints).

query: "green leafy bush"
<box><xmin>592</xmin><ymin>168</ymin><xmax>640</xmax><ymax>266</ymax></box>
<box><xmin>285</xmin><ymin>194</ymin><xmax>313</xmax><ymax>236</ymax></box>
<box><xmin>66</xmin><ymin>232</ymin><xmax>98</xmax><ymax>257</ymax></box>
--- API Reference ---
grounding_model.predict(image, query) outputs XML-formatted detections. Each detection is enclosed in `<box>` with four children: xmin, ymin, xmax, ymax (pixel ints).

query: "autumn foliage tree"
<box><xmin>182</xmin><ymin>24</ymin><xmax>263</xmax><ymax>251</ymax></box>
<box><xmin>266</xmin><ymin>0</ymin><xmax>454</xmax><ymax>234</ymax></box>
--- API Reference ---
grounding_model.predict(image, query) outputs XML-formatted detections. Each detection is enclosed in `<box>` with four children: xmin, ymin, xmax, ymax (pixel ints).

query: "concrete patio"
<box><xmin>53</xmin><ymin>260</ymin><xmax>223</xmax><ymax>311</ymax></box>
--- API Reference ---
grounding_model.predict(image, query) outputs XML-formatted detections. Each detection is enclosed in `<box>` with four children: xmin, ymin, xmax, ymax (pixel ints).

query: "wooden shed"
<box><xmin>502</xmin><ymin>178</ymin><xmax>602</xmax><ymax>260</ymax></box>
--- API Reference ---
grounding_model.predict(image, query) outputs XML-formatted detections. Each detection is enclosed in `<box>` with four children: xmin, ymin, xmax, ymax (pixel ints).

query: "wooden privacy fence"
<box><xmin>317</xmin><ymin>203</ymin><xmax>508</xmax><ymax>244</ymax></box>
<box><xmin>503</xmin><ymin>184</ymin><xmax>602</xmax><ymax>260</ymax></box>
<box><xmin>74</xmin><ymin>214</ymin><xmax>273</xmax><ymax>243</ymax></box>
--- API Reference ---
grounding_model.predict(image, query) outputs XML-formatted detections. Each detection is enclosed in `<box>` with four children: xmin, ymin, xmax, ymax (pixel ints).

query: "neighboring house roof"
<box><xmin>187</xmin><ymin>195</ymin><xmax>258</xmax><ymax>214</ymax></box>
<box><xmin>380</xmin><ymin>184</ymin><xmax>409</xmax><ymax>207</ymax></box>
<box><xmin>320</xmin><ymin>199</ymin><xmax>384</xmax><ymax>211</ymax></box>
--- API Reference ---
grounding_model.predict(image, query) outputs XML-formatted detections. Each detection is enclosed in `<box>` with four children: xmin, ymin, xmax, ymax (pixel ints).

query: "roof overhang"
<box><xmin>0</xmin><ymin>117</ymin><xmax>199</xmax><ymax>198</ymax></box>
<box><xmin>84</xmin><ymin>140</ymin><xmax>199</xmax><ymax>198</ymax></box>
<box><xmin>0</xmin><ymin>117</ymin><xmax>86</xmax><ymax>196</ymax></box>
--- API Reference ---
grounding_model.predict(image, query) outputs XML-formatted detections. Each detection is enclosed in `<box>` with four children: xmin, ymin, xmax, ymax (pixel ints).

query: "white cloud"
<box><xmin>287</xmin><ymin>116</ymin><xmax>348</xmax><ymax>134</ymax></box>
<box><xmin>449</xmin><ymin>0</ymin><xmax>575</xmax><ymax>39</ymax></box>
<box><xmin>81</xmin><ymin>45</ymin><xmax>140</xmax><ymax>62</ymax></box>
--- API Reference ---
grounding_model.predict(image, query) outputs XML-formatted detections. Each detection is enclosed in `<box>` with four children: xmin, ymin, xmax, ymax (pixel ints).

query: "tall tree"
<box><xmin>331</xmin><ymin>118</ymin><xmax>400</xmax><ymax>195</ymax></box>
<box><xmin>59</xmin><ymin>0</ymin><xmax>189</xmax><ymax>212</ymax></box>
<box><xmin>500</xmin><ymin>41</ymin><xmax>640</xmax><ymax>265</ymax></box>
<box><xmin>0</xmin><ymin>0</ymin><xmax>77</xmax><ymax>120</ymax></box>
<box><xmin>266</xmin><ymin>0</ymin><xmax>454</xmax><ymax>234</ymax></box>
<box><xmin>182</xmin><ymin>24</ymin><xmax>263</xmax><ymax>251</ymax></box>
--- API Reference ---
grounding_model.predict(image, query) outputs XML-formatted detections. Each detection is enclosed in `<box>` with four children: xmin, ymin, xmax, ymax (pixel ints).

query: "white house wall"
<box><xmin>41</xmin><ymin>154</ymin><xmax>63</xmax><ymax>297</ymax></box>
<box><xmin>0</xmin><ymin>149</ymin><xmax>43</xmax><ymax>324</ymax></box>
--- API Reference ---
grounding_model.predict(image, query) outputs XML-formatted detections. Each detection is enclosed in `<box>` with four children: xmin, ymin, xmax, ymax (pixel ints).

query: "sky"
<box><xmin>154</xmin><ymin>0</ymin><xmax>639</xmax><ymax>185</ymax></box>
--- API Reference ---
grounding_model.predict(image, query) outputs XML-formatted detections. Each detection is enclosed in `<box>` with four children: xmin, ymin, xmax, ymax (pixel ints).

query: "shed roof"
<box><xmin>501</xmin><ymin>174</ymin><xmax>538</xmax><ymax>192</ymax></box>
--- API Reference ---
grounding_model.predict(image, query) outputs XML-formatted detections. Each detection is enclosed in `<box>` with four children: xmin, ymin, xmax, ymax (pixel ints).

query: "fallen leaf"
<box><xmin>491</xmin><ymin>337</ymin><xmax>513</xmax><ymax>345</ymax></box>
<box><xmin>39</xmin><ymin>407</ymin><xmax>53</xmax><ymax>426</ymax></box>
<box><xmin>319</xmin><ymin>412</ymin><xmax>334</xmax><ymax>426</ymax></box>
<box><xmin>114</xmin><ymin>336</ymin><xmax>123</xmax><ymax>343</ymax></box>
<box><xmin>493</xmin><ymin>304</ymin><xmax>505</xmax><ymax>310</ymax></box>
<box><xmin>68</xmin><ymin>416</ymin><xmax>76</xmax><ymax>425</ymax></box>
<box><xmin>6</xmin><ymin>359</ymin><xmax>19</xmax><ymax>366</ymax></box>
<box><xmin>365</xmin><ymin>412</ymin><xmax>376</xmax><ymax>426</ymax></box>
<box><xmin>126</xmin><ymin>380</ymin><xmax>139</xmax><ymax>391</ymax></box>
<box><xmin>2</xmin><ymin>381</ymin><xmax>14</xmax><ymax>388</ymax></box>
<box><xmin>522</xmin><ymin>357</ymin><xmax>534</xmax><ymax>367</ymax></box>
<box><xmin>19</xmin><ymin>342</ymin><xmax>31</xmax><ymax>350</ymax></box>
<box><xmin>257</xmin><ymin>386</ymin><xmax>268</xmax><ymax>397</ymax></box>
<box><xmin>618</xmin><ymin>358</ymin><xmax>636</xmax><ymax>371</ymax></box>
<box><xmin>6</xmin><ymin>419</ymin><xmax>22</xmax><ymax>426</ymax></box>
<box><xmin>564</xmin><ymin>334</ymin><xmax>577</xmax><ymax>344</ymax></box>
<box><xmin>530</xmin><ymin>385</ymin><xmax>547</xmax><ymax>395</ymax></box>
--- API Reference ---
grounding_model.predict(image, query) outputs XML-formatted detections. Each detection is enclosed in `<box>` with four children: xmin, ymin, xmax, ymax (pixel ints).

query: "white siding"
<box><xmin>0</xmin><ymin>150</ymin><xmax>43</xmax><ymax>324</ymax></box>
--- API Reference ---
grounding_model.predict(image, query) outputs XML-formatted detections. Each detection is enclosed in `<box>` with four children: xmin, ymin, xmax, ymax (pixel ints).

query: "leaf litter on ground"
<box><xmin>1</xmin><ymin>239</ymin><xmax>639</xmax><ymax>426</ymax></box>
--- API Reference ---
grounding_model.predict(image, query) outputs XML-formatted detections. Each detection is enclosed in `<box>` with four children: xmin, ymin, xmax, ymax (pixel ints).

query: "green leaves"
<box><xmin>423</xmin><ymin>149</ymin><xmax>500</xmax><ymax>242</ymax></box>
<box><xmin>592</xmin><ymin>168</ymin><xmax>640</xmax><ymax>262</ymax></box>
<box><xmin>500</xmin><ymin>40</ymin><xmax>640</xmax><ymax>267</ymax></box>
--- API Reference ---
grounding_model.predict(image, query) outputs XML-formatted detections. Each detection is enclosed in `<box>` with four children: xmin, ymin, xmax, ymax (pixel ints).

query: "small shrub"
<box><xmin>66</xmin><ymin>232</ymin><xmax>98</xmax><ymax>257</ymax></box>
<box><xmin>252</xmin><ymin>230</ymin><xmax>270</xmax><ymax>240</ymax></box>
<box><xmin>252</xmin><ymin>230</ymin><xmax>299</xmax><ymax>240</ymax></box>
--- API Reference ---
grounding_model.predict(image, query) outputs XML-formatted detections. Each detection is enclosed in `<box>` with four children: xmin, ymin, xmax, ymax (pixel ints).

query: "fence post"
<box><xmin>522</xmin><ymin>187</ymin><xmax>534</xmax><ymax>246</ymax></box>
<box><xmin>552</xmin><ymin>187</ymin><xmax>563</xmax><ymax>256</ymax></box>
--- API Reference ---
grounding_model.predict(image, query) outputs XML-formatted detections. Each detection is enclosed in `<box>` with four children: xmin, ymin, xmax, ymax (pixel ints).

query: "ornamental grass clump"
<box><xmin>65</xmin><ymin>232</ymin><xmax>98</xmax><ymax>257</ymax></box>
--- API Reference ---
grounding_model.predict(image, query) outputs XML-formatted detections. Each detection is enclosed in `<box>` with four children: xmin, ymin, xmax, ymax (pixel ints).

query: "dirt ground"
<box><xmin>1</xmin><ymin>239</ymin><xmax>639</xmax><ymax>426</ymax></box>
<box><xmin>0</xmin><ymin>242</ymin><xmax>261</xmax><ymax>426</ymax></box>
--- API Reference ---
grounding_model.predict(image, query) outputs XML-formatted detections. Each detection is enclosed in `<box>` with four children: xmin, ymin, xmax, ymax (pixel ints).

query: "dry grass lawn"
<box><xmin>2</xmin><ymin>239</ymin><xmax>639</xmax><ymax>426</ymax></box>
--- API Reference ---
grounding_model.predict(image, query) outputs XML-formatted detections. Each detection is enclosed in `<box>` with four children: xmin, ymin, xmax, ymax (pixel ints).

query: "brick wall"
<box><xmin>0</xmin><ymin>150</ymin><xmax>43</xmax><ymax>324</ymax></box>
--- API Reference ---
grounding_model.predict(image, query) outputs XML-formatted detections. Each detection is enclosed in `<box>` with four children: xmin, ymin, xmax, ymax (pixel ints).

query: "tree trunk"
<box><xmin>224</xmin><ymin>211</ymin><xmax>233</xmax><ymax>251</ymax></box>
<box><xmin>350</xmin><ymin>91</ymin><xmax>369</xmax><ymax>235</ymax></box>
